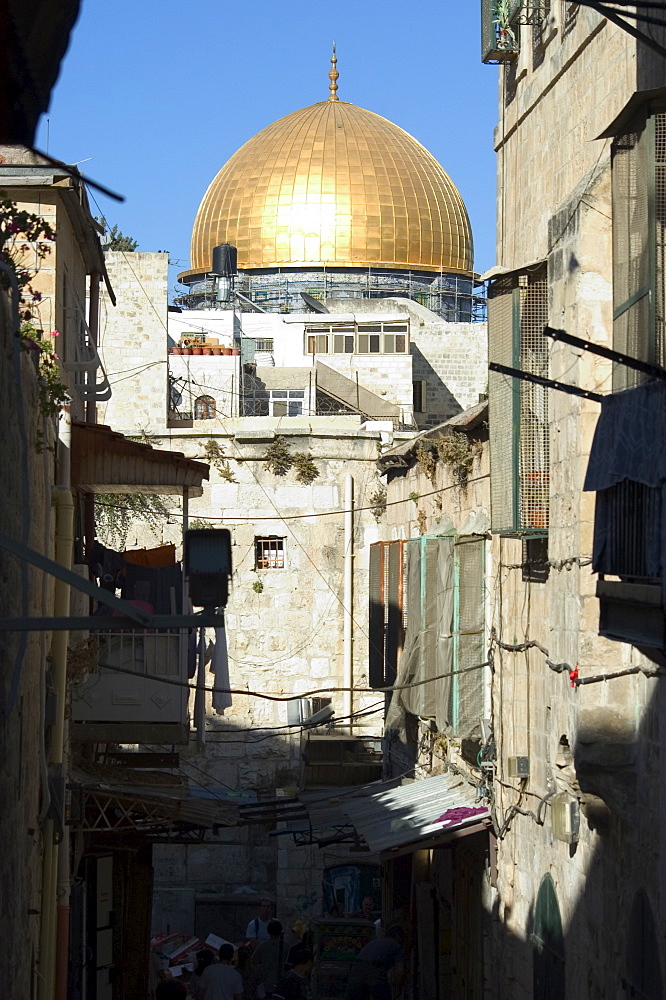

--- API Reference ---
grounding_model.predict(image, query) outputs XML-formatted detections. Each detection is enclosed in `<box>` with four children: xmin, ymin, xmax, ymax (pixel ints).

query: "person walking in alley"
<box><xmin>345</xmin><ymin>925</ymin><xmax>405</xmax><ymax>1000</ymax></box>
<box><xmin>245</xmin><ymin>899</ymin><xmax>273</xmax><ymax>946</ymax></box>
<box><xmin>197</xmin><ymin>943</ymin><xmax>244</xmax><ymax>1000</ymax></box>
<box><xmin>251</xmin><ymin>920</ymin><xmax>285</xmax><ymax>995</ymax></box>
<box><xmin>271</xmin><ymin>948</ymin><xmax>314</xmax><ymax>1000</ymax></box>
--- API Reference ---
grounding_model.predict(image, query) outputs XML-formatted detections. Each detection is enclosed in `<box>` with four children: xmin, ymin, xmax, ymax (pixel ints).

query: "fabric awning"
<box><xmin>71</xmin><ymin>422</ymin><xmax>209</xmax><ymax>496</ymax></box>
<box><xmin>343</xmin><ymin>772</ymin><xmax>490</xmax><ymax>855</ymax></box>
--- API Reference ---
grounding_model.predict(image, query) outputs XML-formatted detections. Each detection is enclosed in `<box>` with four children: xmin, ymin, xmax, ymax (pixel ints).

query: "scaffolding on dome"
<box><xmin>176</xmin><ymin>268</ymin><xmax>486</xmax><ymax>323</ymax></box>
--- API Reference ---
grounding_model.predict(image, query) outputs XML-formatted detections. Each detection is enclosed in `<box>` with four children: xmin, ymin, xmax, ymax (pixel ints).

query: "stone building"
<box><xmin>95</xmin><ymin>56</ymin><xmax>487</xmax><ymax>940</ymax></box>
<box><xmin>360</xmin><ymin>6</ymin><xmax>666</xmax><ymax>1000</ymax></box>
<box><xmin>483</xmin><ymin>5</ymin><xmax>666</xmax><ymax>996</ymax></box>
<box><xmin>319</xmin><ymin>6</ymin><xmax>666</xmax><ymax>999</ymax></box>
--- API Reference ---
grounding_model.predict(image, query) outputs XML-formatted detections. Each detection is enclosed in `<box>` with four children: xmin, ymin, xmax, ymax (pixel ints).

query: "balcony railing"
<box><xmin>71</xmin><ymin>629</ymin><xmax>189</xmax><ymax>742</ymax></box>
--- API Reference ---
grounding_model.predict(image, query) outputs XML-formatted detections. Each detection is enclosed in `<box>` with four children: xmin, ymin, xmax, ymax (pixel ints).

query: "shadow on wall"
<box><xmin>410</xmin><ymin>344</ymin><xmax>462</xmax><ymax>428</ymax></box>
<box><xmin>381</xmin><ymin>679</ymin><xmax>665</xmax><ymax>997</ymax></box>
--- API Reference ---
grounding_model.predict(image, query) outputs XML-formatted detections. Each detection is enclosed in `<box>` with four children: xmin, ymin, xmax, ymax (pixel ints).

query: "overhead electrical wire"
<box><xmin>96</xmin><ymin>658</ymin><xmax>490</xmax><ymax>699</ymax></box>
<box><xmin>93</xmin><ymin>478</ymin><xmax>490</xmax><ymax>523</ymax></box>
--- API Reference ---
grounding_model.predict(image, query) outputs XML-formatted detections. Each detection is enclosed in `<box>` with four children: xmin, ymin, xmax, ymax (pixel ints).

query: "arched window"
<box><xmin>625</xmin><ymin>890</ymin><xmax>663</xmax><ymax>999</ymax></box>
<box><xmin>194</xmin><ymin>395</ymin><xmax>215</xmax><ymax>420</ymax></box>
<box><xmin>533</xmin><ymin>874</ymin><xmax>565</xmax><ymax>1000</ymax></box>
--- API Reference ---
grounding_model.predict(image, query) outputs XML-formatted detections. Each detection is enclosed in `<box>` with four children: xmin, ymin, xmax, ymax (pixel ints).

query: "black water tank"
<box><xmin>211</xmin><ymin>244</ymin><xmax>237</xmax><ymax>276</ymax></box>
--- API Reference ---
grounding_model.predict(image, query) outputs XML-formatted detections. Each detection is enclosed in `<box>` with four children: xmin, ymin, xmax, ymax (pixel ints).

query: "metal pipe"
<box><xmin>343</xmin><ymin>474</ymin><xmax>354</xmax><ymax>732</ymax></box>
<box><xmin>181</xmin><ymin>488</ymin><xmax>190</xmax><ymax>733</ymax></box>
<box><xmin>196</xmin><ymin>627</ymin><xmax>206</xmax><ymax>751</ymax></box>
<box><xmin>86</xmin><ymin>273</ymin><xmax>101</xmax><ymax>423</ymax></box>
<box><xmin>40</xmin><ymin>477</ymin><xmax>74</xmax><ymax>1000</ymax></box>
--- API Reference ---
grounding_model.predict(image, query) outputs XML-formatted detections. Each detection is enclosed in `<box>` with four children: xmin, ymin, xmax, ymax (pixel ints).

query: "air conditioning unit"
<box><xmin>287</xmin><ymin>698</ymin><xmax>312</xmax><ymax>725</ymax></box>
<box><xmin>508</xmin><ymin>755</ymin><xmax>530</xmax><ymax>778</ymax></box>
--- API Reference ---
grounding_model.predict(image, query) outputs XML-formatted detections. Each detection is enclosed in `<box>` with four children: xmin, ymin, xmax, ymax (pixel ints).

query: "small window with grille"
<box><xmin>488</xmin><ymin>263</ymin><xmax>549</xmax><ymax>533</ymax></box>
<box><xmin>194</xmin><ymin>395</ymin><xmax>216</xmax><ymax>420</ymax></box>
<box><xmin>255</xmin><ymin>536</ymin><xmax>285</xmax><ymax>569</ymax></box>
<box><xmin>256</xmin><ymin>339</ymin><xmax>274</xmax><ymax>352</ymax></box>
<box><xmin>611</xmin><ymin>103</ymin><xmax>666</xmax><ymax>390</ymax></box>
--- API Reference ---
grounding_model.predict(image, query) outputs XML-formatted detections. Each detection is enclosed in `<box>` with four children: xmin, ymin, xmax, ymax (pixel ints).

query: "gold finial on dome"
<box><xmin>328</xmin><ymin>42</ymin><xmax>339</xmax><ymax>102</ymax></box>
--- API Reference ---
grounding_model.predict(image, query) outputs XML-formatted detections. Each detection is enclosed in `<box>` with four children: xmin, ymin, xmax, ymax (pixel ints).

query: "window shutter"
<box><xmin>612</xmin><ymin>109</ymin><xmax>652</xmax><ymax>390</ymax></box>
<box><xmin>413</xmin><ymin>380</ymin><xmax>427</xmax><ymax>413</ymax></box>
<box><xmin>452</xmin><ymin>537</ymin><xmax>486</xmax><ymax>740</ymax></box>
<box><xmin>518</xmin><ymin>267</ymin><xmax>549</xmax><ymax>531</ymax></box>
<box><xmin>489</xmin><ymin>266</ymin><xmax>549</xmax><ymax>532</ymax></box>
<box><xmin>385</xmin><ymin>541</ymin><xmax>404</xmax><ymax>687</ymax></box>
<box><xmin>368</xmin><ymin>542</ymin><xmax>385</xmax><ymax>688</ymax></box>
<box><xmin>489</xmin><ymin>275</ymin><xmax>518</xmax><ymax>531</ymax></box>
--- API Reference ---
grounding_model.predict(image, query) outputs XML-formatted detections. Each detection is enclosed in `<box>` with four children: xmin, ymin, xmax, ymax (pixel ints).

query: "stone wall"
<box><xmin>487</xmin><ymin>7</ymin><xmax>666</xmax><ymax>996</ymax></box>
<box><xmin>0</xmin><ymin>288</ymin><xmax>55</xmax><ymax>999</ymax></box>
<box><xmin>98</xmin><ymin>251</ymin><xmax>170</xmax><ymax>434</ymax></box>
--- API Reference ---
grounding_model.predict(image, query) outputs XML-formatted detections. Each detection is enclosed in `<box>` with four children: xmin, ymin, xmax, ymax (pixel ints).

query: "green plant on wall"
<box><xmin>292</xmin><ymin>452</ymin><xmax>319</xmax><ymax>484</ymax></box>
<box><xmin>369</xmin><ymin>487</ymin><xmax>387</xmax><ymax>523</ymax></box>
<box><xmin>436</xmin><ymin>433</ymin><xmax>479</xmax><ymax>487</ymax></box>
<box><xmin>417</xmin><ymin>509</ymin><xmax>428</xmax><ymax>536</ymax></box>
<box><xmin>20</xmin><ymin>322</ymin><xmax>70</xmax><ymax>449</ymax></box>
<box><xmin>94</xmin><ymin>493</ymin><xmax>172</xmax><ymax>549</ymax></box>
<box><xmin>416</xmin><ymin>441</ymin><xmax>437</xmax><ymax>484</ymax></box>
<box><xmin>408</xmin><ymin>491</ymin><xmax>420</xmax><ymax>505</ymax></box>
<box><xmin>203</xmin><ymin>439</ymin><xmax>238</xmax><ymax>483</ymax></box>
<box><xmin>252</xmin><ymin>580</ymin><xmax>264</xmax><ymax>594</ymax></box>
<box><xmin>263</xmin><ymin>436</ymin><xmax>293</xmax><ymax>476</ymax></box>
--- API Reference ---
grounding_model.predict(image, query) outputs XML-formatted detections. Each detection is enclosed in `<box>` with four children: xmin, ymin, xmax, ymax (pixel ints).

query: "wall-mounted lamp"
<box><xmin>185</xmin><ymin>528</ymin><xmax>232</xmax><ymax>609</ymax></box>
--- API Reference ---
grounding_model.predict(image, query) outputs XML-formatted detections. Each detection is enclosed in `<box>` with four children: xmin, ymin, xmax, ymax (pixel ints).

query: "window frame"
<box><xmin>304</xmin><ymin>321</ymin><xmax>409</xmax><ymax>356</ymax></box>
<box><xmin>194</xmin><ymin>394</ymin><xmax>216</xmax><ymax>420</ymax></box>
<box><xmin>255</xmin><ymin>536</ymin><xmax>285</xmax><ymax>570</ymax></box>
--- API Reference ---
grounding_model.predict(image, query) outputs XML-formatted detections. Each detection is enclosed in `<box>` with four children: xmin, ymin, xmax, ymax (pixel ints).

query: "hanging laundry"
<box><xmin>124</xmin><ymin>543</ymin><xmax>177</xmax><ymax>568</ymax></box>
<box><xmin>209</xmin><ymin>626</ymin><xmax>232</xmax><ymax>714</ymax></box>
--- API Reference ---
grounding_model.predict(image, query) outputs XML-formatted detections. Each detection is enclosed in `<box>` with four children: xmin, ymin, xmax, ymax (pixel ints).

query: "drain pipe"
<box><xmin>343</xmin><ymin>474</ymin><xmax>354</xmax><ymax>732</ymax></box>
<box><xmin>40</xmin><ymin>406</ymin><xmax>74</xmax><ymax>1000</ymax></box>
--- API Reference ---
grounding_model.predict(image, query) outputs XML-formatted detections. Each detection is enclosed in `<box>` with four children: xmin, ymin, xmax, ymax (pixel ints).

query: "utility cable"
<box><xmin>93</xmin><ymin>478</ymin><xmax>490</xmax><ymax>523</ymax></box>
<box><xmin>95</xmin><ymin>657</ymin><xmax>490</xmax><ymax>700</ymax></box>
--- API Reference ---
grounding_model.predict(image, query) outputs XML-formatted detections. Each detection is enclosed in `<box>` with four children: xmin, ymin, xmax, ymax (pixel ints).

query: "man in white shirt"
<box><xmin>245</xmin><ymin>899</ymin><xmax>273</xmax><ymax>945</ymax></box>
<box><xmin>197</xmin><ymin>943</ymin><xmax>244</xmax><ymax>1000</ymax></box>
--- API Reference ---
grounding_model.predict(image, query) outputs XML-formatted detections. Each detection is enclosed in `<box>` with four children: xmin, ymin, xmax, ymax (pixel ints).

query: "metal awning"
<box><xmin>264</xmin><ymin>773</ymin><xmax>490</xmax><ymax>853</ymax></box>
<box><xmin>343</xmin><ymin>773</ymin><xmax>491</xmax><ymax>855</ymax></box>
<box><xmin>71</xmin><ymin>422</ymin><xmax>209</xmax><ymax>496</ymax></box>
<box><xmin>69</xmin><ymin>765</ymin><xmax>239</xmax><ymax>840</ymax></box>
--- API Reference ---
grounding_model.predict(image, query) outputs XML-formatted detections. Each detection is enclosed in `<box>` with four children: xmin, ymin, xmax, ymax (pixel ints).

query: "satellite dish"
<box><xmin>300</xmin><ymin>292</ymin><xmax>329</xmax><ymax>314</ymax></box>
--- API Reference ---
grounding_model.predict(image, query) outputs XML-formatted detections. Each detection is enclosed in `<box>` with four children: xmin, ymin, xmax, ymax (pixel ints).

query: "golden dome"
<box><xmin>184</xmin><ymin>93</ymin><xmax>473</xmax><ymax>278</ymax></box>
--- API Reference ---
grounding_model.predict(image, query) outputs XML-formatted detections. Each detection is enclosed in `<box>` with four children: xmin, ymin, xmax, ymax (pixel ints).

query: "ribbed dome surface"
<box><xmin>186</xmin><ymin>100</ymin><xmax>473</xmax><ymax>276</ymax></box>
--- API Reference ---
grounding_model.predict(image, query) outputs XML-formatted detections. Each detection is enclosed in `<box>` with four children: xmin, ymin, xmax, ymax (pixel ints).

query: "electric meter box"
<box><xmin>508</xmin><ymin>756</ymin><xmax>530</xmax><ymax>778</ymax></box>
<box><xmin>551</xmin><ymin>792</ymin><xmax>580</xmax><ymax>844</ymax></box>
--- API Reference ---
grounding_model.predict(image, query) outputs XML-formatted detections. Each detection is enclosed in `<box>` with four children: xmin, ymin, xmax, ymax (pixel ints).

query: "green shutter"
<box><xmin>451</xmin><ymin>537</ymin><xmax>486</xmax><ymax>739</ymax></box>
<box><xmin>489</xmin><ymin>276</ymin><xmax>518</xmax><ymax>531</ymax></box>
<box><xmin>518</xmin><ymin>267</ymin><xmax>549</xmax><ymax>531</ymax></box>
<box><xmin>368</xmin><ymin>542</ymin><xmax>385</xmax><ymax>688</ymax></box>
<box><xmin>489</xmin><ymin>267</ymin><xmax>549</xmax><ymax>533</ymax></box>
<box><xmin>612</xmin><ymin>109</ymin><xmax>653</xmax><ymax>390</ymax></box>
<box><xmin>385</xmin><ymin>541</ymin><xmax>403</xmax><ymax>687</ymax></box>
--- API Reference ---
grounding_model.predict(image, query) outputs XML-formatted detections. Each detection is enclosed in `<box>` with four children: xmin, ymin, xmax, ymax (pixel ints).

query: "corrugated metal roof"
<box><xmin>343</xmin><ymin>772</ymin><xmax>490</xmax><ymax>854</ymax></box>
<box><xmin>71</xmin><ymin>422</ymin><xmax>209</xmax><ymax>496</ymax></box>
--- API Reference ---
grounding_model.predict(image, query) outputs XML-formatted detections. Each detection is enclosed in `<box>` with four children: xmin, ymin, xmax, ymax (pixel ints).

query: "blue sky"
<box><xmin>36</xmin><ymin>0</ymin><xmax>499</xmax><ymax>296</ymax></box>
